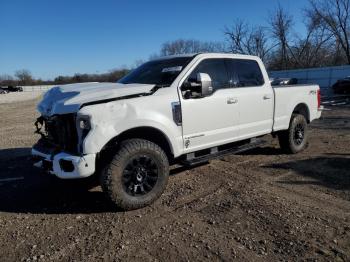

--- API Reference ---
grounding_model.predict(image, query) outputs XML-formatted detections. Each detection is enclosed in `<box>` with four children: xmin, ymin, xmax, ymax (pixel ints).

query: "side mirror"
<box><xmin>197</xmin><ymin>73</ymin><xmax>213</xmax><ymax>96</ymax></box>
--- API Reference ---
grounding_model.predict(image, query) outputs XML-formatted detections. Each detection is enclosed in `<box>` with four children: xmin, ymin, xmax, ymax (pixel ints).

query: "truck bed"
<box><xmin>273</xmin><ymin>84</ymin><xmax>320</xmax><ymax>132</ymax></box>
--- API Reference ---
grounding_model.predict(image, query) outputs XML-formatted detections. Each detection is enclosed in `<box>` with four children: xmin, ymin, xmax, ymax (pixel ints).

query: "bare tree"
<box><xmin>279</xmin><ymin>11</ymin><xmax>333</xmax><ymax>69</ymax></box>
<box><xmin>160</xmin><ymin>39</ymin><xmax>226</xmax><ymax>56</ymax></box>
<box><xmin>224</xmin><ymin>20</ymin><xmax>274</xmax><ymax>62</ymax></box>
<box><xmin>269</xmin><ymin>5</ymin><xmax>295</xmax><ymax>69</ymax></box>
<box><xmin>225</xmin><ymin>3</ymin><xmax>344</xmax><ymax>70</ymax></box>
<box><xmin>15</xmin><ymin>69</ymin><xmax>33</xmax><ymax>85</ymax></box>
<box><xmin>308</xmin><ymin>0</ymin><xmax>350</xmax><ymax>64</ymax></box>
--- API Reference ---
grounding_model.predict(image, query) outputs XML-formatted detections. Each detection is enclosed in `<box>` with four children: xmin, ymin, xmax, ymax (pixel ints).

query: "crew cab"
<box><xmin>32</xmin><ymin>53</ymin><xmax>322</xmax><ymax>210</ymax></box>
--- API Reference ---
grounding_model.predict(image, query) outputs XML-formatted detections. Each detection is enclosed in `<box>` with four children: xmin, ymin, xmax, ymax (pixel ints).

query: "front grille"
<box><xmin>36</xmin><ymin>114</ymin><xmax>79</xmax><ymax>154</ymax></box>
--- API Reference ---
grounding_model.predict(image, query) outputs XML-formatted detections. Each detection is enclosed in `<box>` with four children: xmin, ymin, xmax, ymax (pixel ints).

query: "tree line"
<box><xmin>1</xmin><ymin>0</ymin><xmax>349</xmax><ymax>86</ymax></box>
<box><xmin>0</xmin><ymin>69</ymin><xmax>130</xmax><ymax>87</ymax></box>
<box><xmin>163</xmin><ymin>0</ymin><xmax>350</xmax><ymax>70</ymax></box>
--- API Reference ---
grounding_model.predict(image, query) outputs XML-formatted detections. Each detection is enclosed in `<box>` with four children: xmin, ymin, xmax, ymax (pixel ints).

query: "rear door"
<box><xmin>226</xmin><ymin>59</ymin><xmax>274</xmax><ymax>139</ymax></box>
<box><xmin>180</xmin><ymin>58</ymin><xmax>240</xmax><ymax>152</ymax></box>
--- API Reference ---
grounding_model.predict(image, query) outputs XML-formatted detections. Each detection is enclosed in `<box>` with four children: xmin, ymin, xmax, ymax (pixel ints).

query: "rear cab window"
<box><xmin>226</xmin><ymin>59</ymin><xmax>265</xmax><ymax>87</ymax></box>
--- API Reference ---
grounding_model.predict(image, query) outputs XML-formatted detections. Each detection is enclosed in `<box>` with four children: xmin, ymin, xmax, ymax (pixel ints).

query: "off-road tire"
<box><xmin>278</xmin><ymin>114</ymin><xmax>308</xmax><ymax>154</ymax></box>
<box><xmin>100</xmin><ymin>139</ymin><xmax>169</xmax><ymax>210</ymax></box>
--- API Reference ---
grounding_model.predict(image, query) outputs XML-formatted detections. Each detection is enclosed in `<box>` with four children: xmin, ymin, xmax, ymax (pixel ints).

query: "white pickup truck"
<box><xmin>32</xmin><ymin>53</ymin><xmax>322</xmax><ymax>210</ymax></box>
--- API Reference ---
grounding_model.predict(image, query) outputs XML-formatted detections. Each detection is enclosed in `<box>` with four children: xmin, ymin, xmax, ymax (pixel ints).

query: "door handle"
<box><xmin>227</xmin><ymin>97</ymin><xmax>238</xmax><ymax>104</ymax></box>
<box><xmin>263</xmin><ymin>94</ymin><xmax>272</xmax><ymax>100</ymax></box>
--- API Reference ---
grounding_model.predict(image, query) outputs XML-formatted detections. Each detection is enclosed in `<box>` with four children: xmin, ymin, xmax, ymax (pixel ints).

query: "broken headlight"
<box><xmin>78</xmin><ymin>116</ymin><xmax>91</xmax><ymax>130</ymax></box>
<box><xmin>77</xmin><ymin>115</ymin><xmax>91</xmax><ymax>154</ymax></box>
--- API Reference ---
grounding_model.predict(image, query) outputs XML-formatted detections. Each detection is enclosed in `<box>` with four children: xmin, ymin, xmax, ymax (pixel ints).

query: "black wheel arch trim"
<box><xmin>100</xmin><ymin>126</ymin><xmax>174</xmax><ymax>160</ymax></box>
<box><xmin>292</xmin><ymin>103</ymin><xmax>310</xmax><ymax>123</ymax></box>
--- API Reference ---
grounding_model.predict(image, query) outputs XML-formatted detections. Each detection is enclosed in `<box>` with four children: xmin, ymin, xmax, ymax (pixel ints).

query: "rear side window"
<box><xmin>187</xmin><ymin>59</ymin><xmax>229</xmax><ymax>90</ymax></box>
<box><xmin>226</xmin><ymin>59</ymin><xmax>264</xmax><ymax>87</ymax></box>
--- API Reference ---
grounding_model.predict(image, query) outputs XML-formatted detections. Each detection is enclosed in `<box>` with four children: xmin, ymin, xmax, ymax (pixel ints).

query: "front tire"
<box><xmin>278</xmin><ymin>114</ymin><xmax>308</xmax><ymax>154</ymax></box>
<box><xmin>100</xmin><ymin>139</ymin><xmax>169</xmax><ymax>210</ymax></box>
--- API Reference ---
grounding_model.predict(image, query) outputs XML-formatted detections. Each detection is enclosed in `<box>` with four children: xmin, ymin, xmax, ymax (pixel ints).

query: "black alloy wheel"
<box><xmin>122</xmin><ymin>155</ymin><xmax>159</xmax><ymax>196</ymax></box>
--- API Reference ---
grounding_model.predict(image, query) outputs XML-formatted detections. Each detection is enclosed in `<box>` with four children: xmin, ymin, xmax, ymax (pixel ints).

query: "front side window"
<box><xmin>226</xmin><ymin>59</ymin><xmax>265</xmax><ymax>87</ymax></box>
<box><xmin>118</xmin><ymin>57</ymin><xmax>193</xmax><ymax>86</ymax></box>
<box><xmin>186</xmin><ymin>59</ymin><xmax>229</xmax><ymax>91</ymax></box>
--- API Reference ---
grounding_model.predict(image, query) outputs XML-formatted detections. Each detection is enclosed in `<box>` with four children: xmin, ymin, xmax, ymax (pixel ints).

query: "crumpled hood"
<box><xmin>37</xmin><ymin>82</ymin><xmax>155</xmax><ymax>116</ymax></box>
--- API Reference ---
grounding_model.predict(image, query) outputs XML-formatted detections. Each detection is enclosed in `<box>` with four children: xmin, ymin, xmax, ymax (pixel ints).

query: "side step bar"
<box><xmin>181</xmin><ymin>138</ymin><xmax>266</xmax><ymax>166</ymax></box>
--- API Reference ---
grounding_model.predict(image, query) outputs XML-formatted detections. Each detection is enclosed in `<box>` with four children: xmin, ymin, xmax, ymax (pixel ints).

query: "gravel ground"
<box><xmin>0</xmin><ymin>98</ymin><xmax>349</xmax><ymax>261</ymax></box>
<box><xmin>0</xmin><ymin>91</ymin><xmax>44</xmax><ymax>104</ymax></box>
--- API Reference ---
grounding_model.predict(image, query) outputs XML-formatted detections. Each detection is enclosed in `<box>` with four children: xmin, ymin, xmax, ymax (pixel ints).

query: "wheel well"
<box><xmin>103</xmin><ymin>127</ymin><xmax>174</xmax><ymax>160</ymax></box>
<box><xmin>292</xmin><ymin>103</ymin><xmax>310</xmax><ymax>123</ymax></box>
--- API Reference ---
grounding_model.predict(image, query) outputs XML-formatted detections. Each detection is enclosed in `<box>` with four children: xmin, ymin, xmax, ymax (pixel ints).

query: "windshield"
<box><xmin>118</xmin><ymin>57</ymin><xmax>193</xmax><ymax>86</ymax></box>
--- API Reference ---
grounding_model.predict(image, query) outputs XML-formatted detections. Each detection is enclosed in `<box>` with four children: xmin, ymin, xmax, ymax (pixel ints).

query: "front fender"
<box><xmin>78</xmin><ymin>99</ymin><xmax>183</xmax><ymax>157</ymax></box>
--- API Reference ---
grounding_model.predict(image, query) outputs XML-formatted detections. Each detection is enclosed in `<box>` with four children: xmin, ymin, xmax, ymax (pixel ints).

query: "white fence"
<box><xmin>269</xmin><ymin>65</ymin><xmax>350</xmax><ymax>94</ymax></box>
<box><xmin>19</xmin><ymin>85</ymin><xmax>56</xmax><ymax>92</ymax></box>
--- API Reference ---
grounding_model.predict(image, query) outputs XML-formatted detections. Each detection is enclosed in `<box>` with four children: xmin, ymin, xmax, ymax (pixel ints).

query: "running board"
<box><xmin>181</xmin><ymin>138</ymin><xmax>266</xmax><ymax>166</ymax></box>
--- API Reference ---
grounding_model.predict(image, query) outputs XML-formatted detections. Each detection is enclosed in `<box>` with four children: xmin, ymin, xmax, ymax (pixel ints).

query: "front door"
<box><xmin>180</xmin><ymin>58</ymin><xmax>240</xmax><ymax>153</ymax></box>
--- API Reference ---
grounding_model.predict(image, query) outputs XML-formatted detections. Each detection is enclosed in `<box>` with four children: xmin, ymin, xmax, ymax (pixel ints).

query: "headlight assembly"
<box><xmin>77</xmin><ymin>115</ymin><xmax>91</xmax><ymax>154</ymax></box>
<box><xmin>78</xmin><ymin>116</ymin><xmax>91</xmax><ymax>130</ymax></box>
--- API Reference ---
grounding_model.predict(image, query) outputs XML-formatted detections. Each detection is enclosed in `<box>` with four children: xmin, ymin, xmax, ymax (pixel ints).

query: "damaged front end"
<box><xmin>34</xmin><ymin>114</ymin><xmax>79</xmax><ymax>154</ymax></box>
<box><xmin>31</xmin><ymin>82</ymin><xmax>159</xmax><ymax>179</ymax></box>
<box><xmin>32</xmin><ymin>114</ymin><xmax>96</xmax><ymax>179</ymax></box>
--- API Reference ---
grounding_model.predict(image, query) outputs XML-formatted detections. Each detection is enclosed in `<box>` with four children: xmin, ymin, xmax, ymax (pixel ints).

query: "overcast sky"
<box><xmin>1</xmin><ymin>0</ymin><xmax>309</xmax><ymax>80</ymax></box>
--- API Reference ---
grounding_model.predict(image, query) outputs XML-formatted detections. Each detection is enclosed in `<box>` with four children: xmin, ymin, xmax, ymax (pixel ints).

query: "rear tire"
<box><xmin>100</xmin><ymin>139</ymin><xmax>169</xmax><ymax>210</ymax></box>
<box><xmin>278</xmin><ymin>114</ymin><xmax>308</xmax><ymax>154</ymax></box>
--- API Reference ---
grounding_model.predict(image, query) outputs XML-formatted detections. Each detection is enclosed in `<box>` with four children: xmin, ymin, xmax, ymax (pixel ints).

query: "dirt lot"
<box><xmin>0</xmin><ymin>98</ymin><xmax>349</xmax><ymax>261</ymax></box>
<box><xmin>0</xmin><ymin>91</ymin><xmax>44</xmax><ymax>104</ymax></box>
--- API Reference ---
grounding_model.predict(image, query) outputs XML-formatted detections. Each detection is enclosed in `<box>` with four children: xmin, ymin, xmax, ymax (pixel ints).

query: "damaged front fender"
<box><xmin>78</xmin><ymin>97</ymin><xmax>180</xmax><ymax>156</ymax></box>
